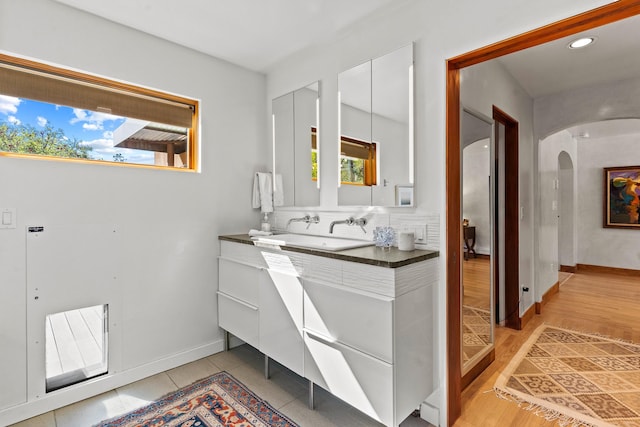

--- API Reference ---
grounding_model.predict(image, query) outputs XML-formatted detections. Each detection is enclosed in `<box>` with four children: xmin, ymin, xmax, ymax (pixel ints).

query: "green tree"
<box><xmin>0</xmin><ymin>121</ymin><xmax>92</xmax><ymax>159</ymax></box>
<box><xmin>340</xmin><ymin>157</ymin><xmax>364</xmax><ymax>184</ymax></box>
<box><xmin>311</xmin><ymin>150</ymin><xmax>318</xmax><ymax>179</ymax></box>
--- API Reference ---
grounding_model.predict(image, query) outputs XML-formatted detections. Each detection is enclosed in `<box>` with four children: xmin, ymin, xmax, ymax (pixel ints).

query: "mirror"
<box><xmin>273</xmin><ymin>82</ymin><xmax>320</xmax><ymax>207</ymax></box>
<box><xmin>338</xmin><ymin>44</ymin><xmax>414</xmax><ymax>206</ymax></box>
<box><xmin>461</xmin><ymin>108</ymin><xmax>494</xmax><ymax>374</ymax></box>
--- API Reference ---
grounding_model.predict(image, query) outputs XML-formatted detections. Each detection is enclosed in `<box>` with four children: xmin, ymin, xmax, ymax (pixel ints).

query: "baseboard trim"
<box><xmin>0</xmin><ymin>340</ymin><xmax>225</xmax><ymax>426</ymax></box>
<box><xmin>560</xmin><ymin>265</ymin><xmax>577</xmax><ymax>273</ymax></box>
<box><xmin>520</xmin><ymin>304</ymin><xmax>536</xmax><ymax>330</ymax></box>
<box><xmin>577</xmin><ymin>264</ymin><xmax>640</xmax><ymax>276</ymax></box>
<box><xmin>535</xmin><ymin>281</ymin><xmax>560</xmax><ymax>314</ymax></box>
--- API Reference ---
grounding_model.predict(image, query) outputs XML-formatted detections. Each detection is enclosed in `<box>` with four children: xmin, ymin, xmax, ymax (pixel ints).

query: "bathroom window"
<box><xmin>340</xmin><ymin>135</ymin><xmax>377</xmax><ymax>186</ymax></box>
<box><xmin>45</xmin><ymin>304</ymin><xmax>108</xmax><ymax>392</ymax></box>
<box><xmin>311</xmin><ymin>127</ymin><xmax>318</xmax><ymax>181</ymax></box>
<box><xmin>0</xmin><ymin>53</ymin><xmax>198</xmax><ymax>169</ymax></box>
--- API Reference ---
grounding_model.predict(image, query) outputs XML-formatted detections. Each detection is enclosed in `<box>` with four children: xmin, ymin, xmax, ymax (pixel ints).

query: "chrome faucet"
<box><xmin>286</xmin><ymin>214</ymin><xmax>320</xmax><ymax>229</ymax></box>
<box><xmin>329</xmin><ymin>216</ymin><xmax>368</xmax><ymax>234</ymax></box>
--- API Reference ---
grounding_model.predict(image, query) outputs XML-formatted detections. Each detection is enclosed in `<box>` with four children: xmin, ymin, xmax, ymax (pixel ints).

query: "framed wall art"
<box><xmin>604</xmin><ymin>165</ymin><xmax>640</xmax><ymax>229</ymax></box>
<box><xmin>395</xmin><ymin>185</ymin><xmax>414</xmax><ymax>207</ymax></box>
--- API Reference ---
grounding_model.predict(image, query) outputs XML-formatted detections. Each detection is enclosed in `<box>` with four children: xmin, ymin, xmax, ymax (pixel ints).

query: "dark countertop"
<box><xmin>219</xmin><ymin>234</ymin><xmax>439</xmax><ymax>268</ymax></box>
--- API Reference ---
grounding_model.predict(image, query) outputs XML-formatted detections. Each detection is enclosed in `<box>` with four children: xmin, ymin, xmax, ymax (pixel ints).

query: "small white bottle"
<box><xmin>261</xmin><ymin>212</ymin><xmax>271</xmax><ymax>232</ymax></box>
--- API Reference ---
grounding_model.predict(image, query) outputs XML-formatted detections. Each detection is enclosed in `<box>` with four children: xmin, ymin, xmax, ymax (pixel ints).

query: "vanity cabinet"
<box><xmin>218</xmin><ymin>244</ymin><xmax>304</xmax><ymax>375</ymax></box>
<box><xmin>218</xmin><ymin>236</ymin><xmax>438</xmax><ymax>427</ymax></box>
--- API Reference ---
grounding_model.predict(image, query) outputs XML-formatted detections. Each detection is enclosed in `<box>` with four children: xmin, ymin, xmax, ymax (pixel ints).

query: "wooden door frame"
<box><xmin>493</xmin><ymin>106</ymin><xmax>520</xmax><ymax>330</ymax></box>
<box><xmin>445</xmin><ymin>1</ymin><xmax>640</xmax><ymax>425</ymax></box>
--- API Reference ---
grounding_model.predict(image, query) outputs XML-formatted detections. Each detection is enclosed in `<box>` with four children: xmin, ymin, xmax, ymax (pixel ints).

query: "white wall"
<box><xmin>558</xmin><ymin>152</ymin><xmax>576</xmax><ymax>268</ymax></box>
<box><xmin>0</xmin><ymin>0</ymin><xmax>266</xmax><ymax>423</ymax></box>
<box><xmin>578</xmin><ymin>133</ymin><xmax>640</xmax><ymax>269</ymax></box>
<box><xmin>265</xmin><ymin>0</ymin><xmax>611</xmax><ymax>424</ymax></box>
<box><xmin>462</xmin><ymin>139</ymin><xmax>491</xmax><ymax>255</ymax></box>
<box><xmin>538</xmin><ymin>131</ymin><xmax>577</xmax><ymax>300</ymax></box>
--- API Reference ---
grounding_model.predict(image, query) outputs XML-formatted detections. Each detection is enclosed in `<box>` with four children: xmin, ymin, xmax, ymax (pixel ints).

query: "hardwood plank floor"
<box><xmin>462</xmin><ymin>257</ymin><xmax>491</xmax><ymax>311</ymax></box>
<box><xmin>45</xmin><ymin>305</ymin><xmax>106</xmax><ymax>382</ymax></box>
<box><xmin>457</xmin><ymin>269</ymin><xmax>640</xmax><ymax>426</ymax></box>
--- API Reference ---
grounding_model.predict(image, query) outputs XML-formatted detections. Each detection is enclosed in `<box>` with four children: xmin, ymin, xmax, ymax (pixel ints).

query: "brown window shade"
<box><xmin>0</xmin><ymin>59</ymin><xmax>193</xmax><ymax>128</ymax></box>
<box><xmin>341</xmin><ymin>136</ymin><xmax>373</xmax><ymax>160</ymax></box>
<box><xmin>311</xmin><ymin>127</ymin><xmax>317</xmax><ymax>150</ymax></box>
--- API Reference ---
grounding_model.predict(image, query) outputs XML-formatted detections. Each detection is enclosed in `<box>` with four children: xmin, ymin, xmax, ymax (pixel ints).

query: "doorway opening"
<box><xmin>493</xmin><ymin>107</ymin><xmax>520</xmax><ymax>330</ymax></box>
<box><xmin>445</xmin><ymin>2</ymin><xmax>640</xmax><ymax>425</ymax></box>
<box><xmin>45</xmin><ymin>304</ymin><xmax>108</xmax><ymax>392</ymax></box>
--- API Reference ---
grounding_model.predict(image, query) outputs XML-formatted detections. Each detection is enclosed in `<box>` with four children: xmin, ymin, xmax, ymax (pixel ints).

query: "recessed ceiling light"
<box><xmin>568</xmin><ymin>37</ymin><xmax>596</xmax><ymax>49</ymax></box>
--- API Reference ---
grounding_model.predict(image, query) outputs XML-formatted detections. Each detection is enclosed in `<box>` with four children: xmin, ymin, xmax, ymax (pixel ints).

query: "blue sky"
<box><xmin>0</xmin><ymin>94</ymin><xmax>154</xmax><ymax>164</ymax></box>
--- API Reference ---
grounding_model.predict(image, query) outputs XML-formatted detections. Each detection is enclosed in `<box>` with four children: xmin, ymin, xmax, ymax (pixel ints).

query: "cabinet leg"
<box><xmin>308</xmin><ymin>380</ymin><xmax>315</xmax><ymax>410</ymax></box>
<box><xmin>264</xmin><ymin>355</ymin><xmax>270</xmax><ymax>380</ymax></box>
<box><xmin>224</xmin><ymin>330</ymin><xmax>230</xmax><ymax>351</ymax></box>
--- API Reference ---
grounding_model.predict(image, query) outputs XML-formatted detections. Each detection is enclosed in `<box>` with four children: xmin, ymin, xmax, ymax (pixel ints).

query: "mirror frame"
<box><xmin>460</xmin><ymin>107</ymin><xmax>495</xmax><ymax>380</ymax></box>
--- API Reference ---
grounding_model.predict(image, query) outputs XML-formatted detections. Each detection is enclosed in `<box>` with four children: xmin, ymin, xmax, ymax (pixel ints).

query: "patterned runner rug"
<box><xmin>94</xmin><ymin>371</ymin><xmax>299</xmax><ymax>427</ymax></box>
<box><xmin>495</xmin><ymin>324</ymin><xmax>640</xmax><ymax>427</ymax></box>
<box><xmin>463</xmin><ymin>306</ymin><xmax>492</xmax><ymax>362</ymax></box>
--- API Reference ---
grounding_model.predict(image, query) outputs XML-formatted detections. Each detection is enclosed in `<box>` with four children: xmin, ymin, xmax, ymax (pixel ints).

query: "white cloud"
<box><xmin>71</xmin><ymin>109</ymin><xmax>122</xmax><ymax>133</ymax></box>
<box><xmin>83</xmin><ymin>123</ymin><xmax>103</xmax><ymax>131</ymax></box>
<box><xmin>80</xmin><ymin>138</ymin><xmax>113</xmax><ymax>151</ymax></box>
<box><xmin>71</xmin><ymin>108</ymin><xmax>87</xmax><ymax>122</ymax></box>
<box><xmin>103</xmin><ymin>130</ymin><xmax>113</xmax><ymax>139</ymax></box>
<box><xmin>0</xmin><ymin>95</ymin><xmax>21</xmax><ymax>116</ymax></box>
<box><xmin>7</xmin><ymin>115</ymin><xmax>21</xmax><ymax>125</ymax></box>
<box><xmin>37</xmin><ymin>116</ymin><xmax>48</xmax><ymax>127</ymax></box>
<box><xmin>80</xmin><ymin>137</ymin><xmax>153</xmax><ymax>164</ymax></box>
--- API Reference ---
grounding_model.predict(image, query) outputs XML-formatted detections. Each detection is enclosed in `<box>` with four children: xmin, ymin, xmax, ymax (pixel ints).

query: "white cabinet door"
<box><xmin>304</xmin><ymin>279</ymin><xmax>393</xmax><ymax>363</ymax></box>
<box><xmin>304</xmin><ymin>331</ymin><xmax>394</xmax><ymax>427</ymax></box>
<box><xmin>218</xmin><ymin>292</ymin><xmax>259</xmax><ymax>349</ymax></box>
<box><xmin>218</xmin><ymin>258</ymin><xmax>260</xmax><ymax>306</ymax></box>
<box><xmin>259</xmin><ymin>269</ymin><xmax>304</xmax><ymax>376</ymax></box>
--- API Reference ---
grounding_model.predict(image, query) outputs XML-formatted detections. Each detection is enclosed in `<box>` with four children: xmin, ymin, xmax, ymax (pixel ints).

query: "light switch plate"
<box><xmin>0</xmin><ymin>208</ymin><xmax>16</xmax><ymax>229</ymax></box>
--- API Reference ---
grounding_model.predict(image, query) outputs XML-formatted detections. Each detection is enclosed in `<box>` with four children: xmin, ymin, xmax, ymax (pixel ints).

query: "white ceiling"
<box><xmin>51</xmin><ymin>1</ymin><xmax>640</xmax><ymax>136</ymax></box>
<box><xmin>52</xmin><ymin>0</ymin><xmax>397</xmax><ymax>72</ymax></box>
<box><xmin>497</xmin><ymin>14</ymin><xmax>640</xmax><ymax>99</ymax></box>
<box><xmin>54</xmin><ymin>0</ymin><xmax>640</xmax><ymax>98</ymax></box>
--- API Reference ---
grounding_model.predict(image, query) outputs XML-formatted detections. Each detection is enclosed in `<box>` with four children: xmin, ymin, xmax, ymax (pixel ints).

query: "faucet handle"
<box><xmin>305</xmin><ymin>214</ymin><xmax>320</xmax><ymax>229</ymax></box>
<box><xmin>355</xmin><ymin>217</ymin><xmax>367</xmax><ymax>233</ymax></box>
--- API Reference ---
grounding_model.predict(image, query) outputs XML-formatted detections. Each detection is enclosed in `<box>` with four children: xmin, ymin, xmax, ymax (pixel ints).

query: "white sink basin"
<box><xmin>252</xmin><ymin>233</ymin><xmax>374</xmax><ymax>251</ymax></box>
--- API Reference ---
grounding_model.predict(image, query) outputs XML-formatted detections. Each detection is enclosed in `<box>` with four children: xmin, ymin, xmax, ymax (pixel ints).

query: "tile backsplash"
<box><xmin>271</xmin><ymin>210</ymin><xmax>439</xmax><ymax>251</ymax></box>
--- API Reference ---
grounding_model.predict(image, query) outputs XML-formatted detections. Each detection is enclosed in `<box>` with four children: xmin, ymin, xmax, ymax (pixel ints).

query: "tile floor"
<box><xmin>11</xmin><ymin>344</ymin><xmax>434</xmax><ymax>427</ymax></box>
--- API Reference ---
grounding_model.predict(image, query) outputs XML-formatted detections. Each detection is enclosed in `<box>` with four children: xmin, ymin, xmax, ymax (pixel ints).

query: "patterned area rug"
<box><xmin>463</xmin><ymin>306</ymin><xmax>492</xmax><ymax>362</ymax></box>
<box><xmin>495</xmin><ymin>324</ymin><xmax>640</xmax><ymax>427</ymax></box>
<box><xmin>94</xmin><ymin>371</ymin><xmax>299</xmax><ymax>427</ymax></box>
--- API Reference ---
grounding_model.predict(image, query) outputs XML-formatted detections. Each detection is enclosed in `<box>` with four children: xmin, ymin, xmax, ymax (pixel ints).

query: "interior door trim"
<box><xmin>445</xmin><ymin>1</ymin><xmax>640</xmax><ymax>425</ymax></box>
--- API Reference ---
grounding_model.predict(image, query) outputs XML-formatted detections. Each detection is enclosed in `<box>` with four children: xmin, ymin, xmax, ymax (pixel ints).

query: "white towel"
<box><xmin>252</xmin><ymin>172</ymin><xmax>273</xmax><ymax>213</ymax></box>
<box><xmin>252</xmin><ymin>172</ymin><xmax>284</xmax><ymax>212</ymax></box>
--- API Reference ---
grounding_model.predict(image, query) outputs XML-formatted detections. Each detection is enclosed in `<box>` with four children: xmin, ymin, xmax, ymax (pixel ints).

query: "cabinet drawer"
<box><xmin>304</xmin><ymin>331</ymin><xmax>393</xmax><ymax>426</ymax></box>
<box><xmin>303</xmin><ymin>279</ymin><xmax>393</xmax><ymax>363</ymax></box>
<box><xmin>218</xmin><ymin>258</ymin><xmax>260</xmax><ymax>306</ymax></box>
<box><xmin>218</xmin><ymin>292</ymin><xmax>259</xmax><ymax>349</ymax></box>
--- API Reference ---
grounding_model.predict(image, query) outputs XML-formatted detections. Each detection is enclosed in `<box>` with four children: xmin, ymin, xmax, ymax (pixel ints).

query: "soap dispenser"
<box><xmin>261</xmin><ymin>212</ymin><xmax>271</xmax><ymax>232</ymax></box>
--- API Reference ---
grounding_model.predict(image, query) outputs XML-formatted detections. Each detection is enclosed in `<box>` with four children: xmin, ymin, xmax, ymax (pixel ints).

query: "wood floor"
<box><xmin>462</xmin><ymin>257</ymin><xmax>491</xmax><ymax>311</ymax></box>
<box><xmin>457</xmin><ymin>269</ymin><xmax>640</xmax><ymax>426</ymax></box>
<box><xmin>45</xmin><ymin>305</ymin><xmax>107</xmax><ymax>390</ymax></box>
